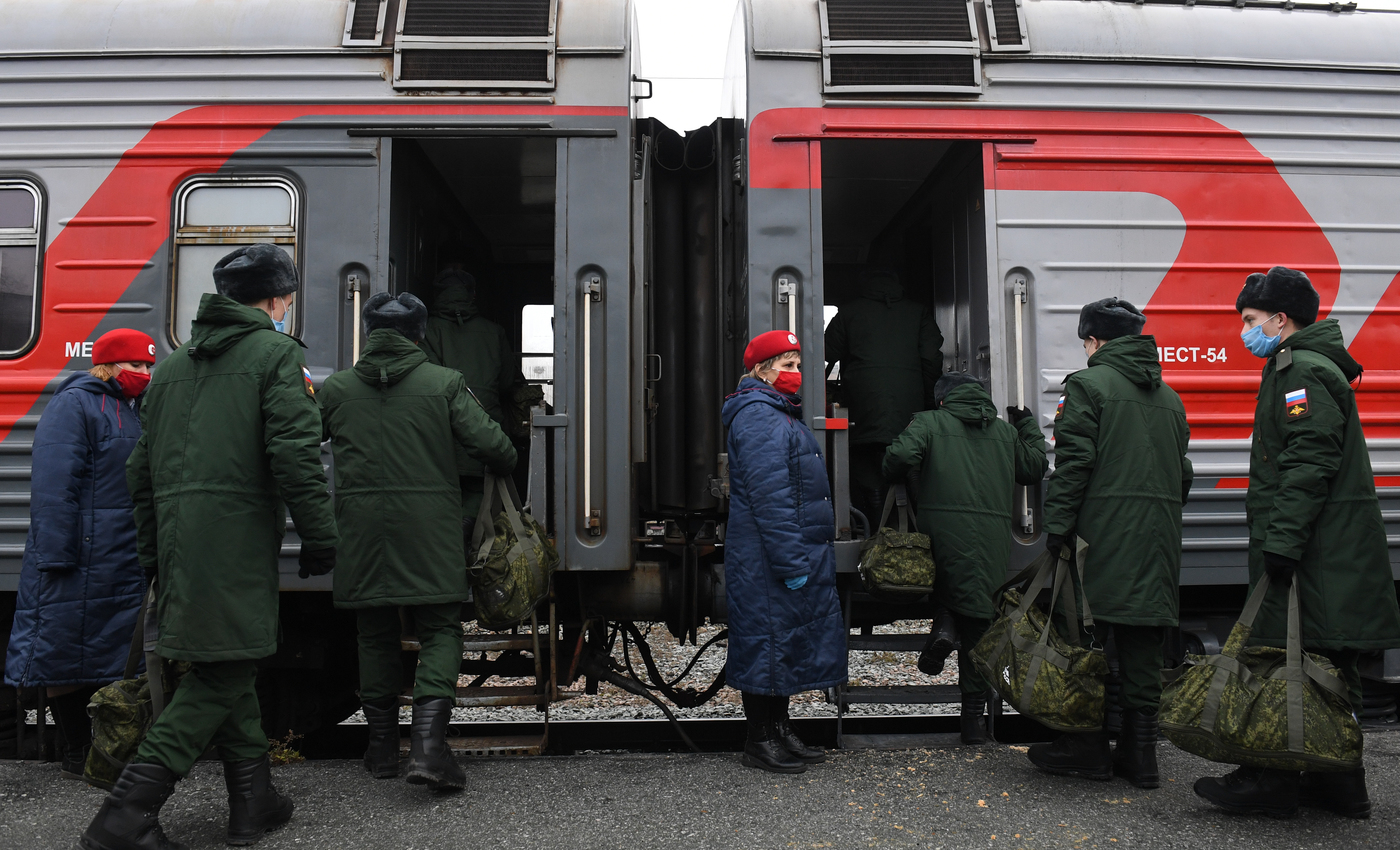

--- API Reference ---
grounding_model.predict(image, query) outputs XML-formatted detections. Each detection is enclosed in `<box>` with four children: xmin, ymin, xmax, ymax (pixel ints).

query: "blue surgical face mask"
<box><xmin>1241</xmin><ymin>313</ymin><xmax>1282</xmax><ymax>358</ymax></box>
<box><xmin>272</xmin><ymin>297</ymin><xmax>287</xmax><ymax>334</ymax></box>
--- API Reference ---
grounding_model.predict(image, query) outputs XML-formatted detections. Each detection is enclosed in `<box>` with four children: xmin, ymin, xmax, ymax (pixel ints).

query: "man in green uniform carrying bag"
<box><xmin>882</xmin><ymin>373</ymin><xmax>1048</xmax><ymax>744</ymax></box>
<box><xmin>1029</xmin><ymin>298</ymin><xmax>1192</xmax><ymax>789</ymax></box>
<box><xmin>1194</xmin><ymin>267</ymin><xmax>1400</xmax><ymax>819</ymax></box>
<box><xmin>320</xmin><ymin>292</ymin><xmax>517</xmax><ymax>791</ymax></box>
<box><xmin>81</xmin><ymin>244</ymin><xmax>339</xmax><ymax>850</ymax></box>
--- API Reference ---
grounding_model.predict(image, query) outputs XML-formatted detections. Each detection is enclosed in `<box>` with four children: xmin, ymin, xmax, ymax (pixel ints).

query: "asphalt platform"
<box><xmin>5</xmin><ymin>731</ymin><xmax>1400</xmax><ymax>849</ymax></box>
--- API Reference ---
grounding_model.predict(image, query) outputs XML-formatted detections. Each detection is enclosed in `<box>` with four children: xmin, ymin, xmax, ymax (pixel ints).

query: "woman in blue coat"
<box><xmin>721</xmin><ymin>330</ymin><xmax>847</xmax><ymax>774</ymax></box>
<box><xmin>4</xmin><ymin>328</ymin><xmax>155</xmax><ymax>777</ymax></box>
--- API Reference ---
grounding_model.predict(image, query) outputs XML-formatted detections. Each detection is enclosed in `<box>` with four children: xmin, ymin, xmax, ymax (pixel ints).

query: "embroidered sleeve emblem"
<box><xmin>1284</xmin><ymin>387</ymin><xmax>1308</xmax><ymax>419</ymax></box>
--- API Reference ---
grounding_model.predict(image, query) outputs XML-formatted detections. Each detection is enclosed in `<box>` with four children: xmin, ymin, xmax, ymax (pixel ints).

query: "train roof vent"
<box><xmin>343</xmin><ymin>0</ymin><xmax>390</xmax><ymax>47</ymax></box>
<box><xmin>986</xmin><ymin>0</ymin><xmax>1030</xmax><ymax>53</ymax></box>
<box><xmin>393</xmin><ymin>0</ymin><xmax>556</xmax><ymax>90</ymax></box>
<box><xmin>819</xmin><ymin>0</ymin><xmax>982</xmax><ymax>95</ymax></box>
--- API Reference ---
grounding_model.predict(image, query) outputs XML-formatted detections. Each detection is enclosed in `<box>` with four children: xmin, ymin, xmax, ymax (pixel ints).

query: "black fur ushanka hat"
<box><xmin>1235</xmin><ymin>266</ymin><xmax>1319</xmax><ymax>326</ymax></box>
<box><xmin>362</xmin><ymin>292</ymin><xmax>428</xmax><ymax>342</ymax></box>
<box><xmin>212</xmin><ymin>243</ymin><xmax>298</xmax><ymax>304</ymax></box>
<box><xmin>1078</xmin><ymin>297</ymin><xmax>1146</xmax><ymax>341</ymax></box>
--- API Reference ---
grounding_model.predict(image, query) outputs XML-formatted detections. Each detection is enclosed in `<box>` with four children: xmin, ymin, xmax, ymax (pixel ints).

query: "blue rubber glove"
<box><xmin>784</xmin><ymin>575</ymin><xmax>809</xmax><ymax>591</ymax></box>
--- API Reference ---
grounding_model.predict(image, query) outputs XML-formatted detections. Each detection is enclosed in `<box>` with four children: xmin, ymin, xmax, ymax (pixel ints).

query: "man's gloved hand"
<box><xmin>298</xmin><ymin>547</ymin><xmax>336</xmax><ymax>579</ymax></box>
<box><xmin>1006</xmin><ymin>406</ymin><xmax>1033</xmax><ymax>424</ymax></box>
<box><xmin>143</xmin><ymin>563</ymin><xmax>157</xmax><ymax>585</ymax></box>
<box><xmin>1046</xmin><ymin>533</ymin><xmax>1071</xmax><ymax>559</ymax></box>
<box><xmin>784</xmin><ymin>574</ymin><xmax>809</xmax><ymax>591</ymax></box>
<box><xmin>1264</xmin><ymin>551</ymin><xmax>1299</xmax><ymax>586</ymax></box>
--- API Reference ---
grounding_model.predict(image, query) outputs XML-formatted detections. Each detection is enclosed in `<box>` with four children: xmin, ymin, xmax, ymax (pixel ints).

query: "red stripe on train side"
<box><xmin>0</xmin><ymin>103</ymin><xmax>628</xmax><ymax>442</ymax></box>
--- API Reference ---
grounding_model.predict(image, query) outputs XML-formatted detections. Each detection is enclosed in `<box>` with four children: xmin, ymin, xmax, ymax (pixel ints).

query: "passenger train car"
<box><xmin>1</xmin><ymin>0</ymin><xmax>1398</xmax><ymax>741</ymax></box>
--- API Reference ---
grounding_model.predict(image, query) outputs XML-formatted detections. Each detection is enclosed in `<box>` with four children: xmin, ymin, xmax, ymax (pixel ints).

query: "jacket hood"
<box><xmin>722</xmin><ymin>375</ymin><xmax>801</xmax><ymax>427</ymax></box>
<box><xmin>860</xmin><ymin>276</ymin><xmax>904</xmax><ymax>305</ymax></box>
<box><xmin>187</xmin><ymin>293</ymin><xmax>278</xmax><ymax>359</ymax></box>
<box><xmin>56</xmin><ymin>371</ymin><xmax>122</xmax><ymax>399</ymax></box>
<box><xmin>1282</xmin><ymin>319</ymin><xmax>1361</xmax><ymax>382</ymax></box>
<box><xmin>940</xmin><ymin>383</ymin><xmax>996</xmax><ymax>427</ymax></box>
<box><xmin>430</xmin><ymin>284</ymin><xmax>479</xmax><ymax>324</ymax></box>
<box><xmin>1087</xmin><ymin>334</ymin><xmax>1162</xmax><ymax>390</ymax></box>
<box><xmin>352</xmin><ymin>329</ymin><xmax>429</xmax><ymax>388</ymax></box>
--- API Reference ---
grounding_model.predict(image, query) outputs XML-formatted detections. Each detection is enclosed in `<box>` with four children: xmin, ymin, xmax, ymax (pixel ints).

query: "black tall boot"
<box><xmin>51</xmin><ymin>687</ymin><xmax>96</xmax><ymax>780</ymax></box>
<box><xmin>404</xmin><ymin>697</ymin><xmax>465</xmax><ymax>790</ymax></box>
<box><xmin>1113</xmin><ymin>708</ymin><xmax>1159</xmax><ymax>788</ymax></box>
<box><xmin>78</xmin><ymin>762</ymin><xmax>187</xmax><ymax>850</ymax></box>
<box><xmin>770</xmin><ymin>696</ymin><xmax>824</xmax><ymax>764</ymax></box>
<box><xmin>223</xmin><ymin>755</ymin><xmax>294</xmax><ymax>846</ymax></box>
<box><xmin>1299</xmin><ymin>768</ymin><xmax>1370</xmax><ymax>819</ymax></box>
<box><xmin>960</xmin><ymin>694</ymin><xmax>987</xmax><ymax>745</ymax></box>
<box><xmin>1027</xmin><ymin>731</ymin><xmax>1112</xmax><ymax>780</ymax></box>
<box><xmin>1193</xmin><ymin>766</ymin><xmax>1299</xmax><ymax>817</ymax></box>
<box><xmin>739</xmin><ymin>692</ymin><xmax>805</xmax><ymax>774</ymax></box>
<box><xmin>918</xmin><ymin>609</ymin><xmax>958</xmax><ymax>677</ymax></box>
<box><xmin>361</xmin><ymin>697</ymin><xmax>400</xmax><ymax>779</ymax></box>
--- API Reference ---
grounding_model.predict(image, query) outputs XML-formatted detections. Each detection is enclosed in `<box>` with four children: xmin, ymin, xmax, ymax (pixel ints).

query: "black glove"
<box><xmin>1264</xmin><ymin>551</ymin><xmax>1299</xmax><ymax>586</ymax></box>
<box><xmin>1006</xmin><ymin>406</ymin><xmax>1033</xmax><ymax>423</ymax></box>
<box><xmin>298</xmin><ymin>547</ymin><xmax>336</xmax><ymax>579</ymax></box>
<box><xmin>1046</xmin><ymin>533</ymin><xmax>1071</xmax><ymax>559</ymax></box>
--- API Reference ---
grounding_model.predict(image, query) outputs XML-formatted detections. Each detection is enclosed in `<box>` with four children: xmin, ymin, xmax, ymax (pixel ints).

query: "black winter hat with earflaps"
<box><xmin>212</xmin><ymin>243</ymin><xmax>298</xmax><ymax>304</ymax></box>
<box><xmin>1235</xmin><ymin>266</ymin><xmax>1319</xmax><ymax>326</ymax></box>
<box><xmin>362</xmin><ymin>292</ymin><xmax>428</xmax><ymax>342</ymax></box>
<box><xmin>1078</xmin><ymin>297</ymin><xmax>1146</xmax><ymax>341</ymax></box>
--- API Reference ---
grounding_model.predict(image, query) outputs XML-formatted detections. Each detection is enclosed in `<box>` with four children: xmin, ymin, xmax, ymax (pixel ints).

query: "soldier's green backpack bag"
<box><xmin>468</xmin><ymin>473</ymin><xmax>560</xmax><ymax>630</ymax></box>
<box><xmin>858</xmin><ymin>484</ymin><xmax>935</xmax><ymax>603</ymax></box>
<box><xmin>1159</xmin><ymin>573</ymin><xmax>1362</xmax><ymax>772</ymax></box>
<box><xmin>970</xmin><ymin>540</ymin><xmax>1108</xmax><ymax>732</ymax></box>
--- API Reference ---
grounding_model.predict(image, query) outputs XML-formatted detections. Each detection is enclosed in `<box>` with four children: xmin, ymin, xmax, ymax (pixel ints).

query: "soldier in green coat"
<box><xmin>422</xmin><ymin>269</ymin><xmax>524</xmax><ymax>523</ymax></box>
<box><xmin>320</xmin><ymin>292</ymin><xmax>517</xmax><ymax>791</ymax></box>
<box><xmin>882</xmin><ymin>373</ymin><xmax>1048</xmax><ymax>743</ymax></box>
<box><xmin>1029</xmin><ymin>298</ymin><xmax>1192</xmax><ymax>790</ymax></box>
<box><xmin>824</xmin><ymin>268</ymin><xmax>944</xmax><ymax>528</ymax></box>
<box><xmin>1195</xmin><ymin>267</ymin><xmax>1400</xmax><ymax>819</ymax></box>
<box><xmin>81</xmin><ymin>244</ymin><xmax>338</xmax><ymax>850</ymax></box>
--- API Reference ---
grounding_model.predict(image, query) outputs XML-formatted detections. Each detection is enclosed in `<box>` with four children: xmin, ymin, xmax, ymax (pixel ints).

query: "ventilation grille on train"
<box><xmin>819</xmin><ymin>0</ymin><xmax>982</xmax><ymax>94</ymax></box>
<box><xmin>342</xmin><ymin>0</ymin><xmax>389</xmax><ymax>47</ymax></box>
<box><xmin>392</xmin><ymin>0</ymin><xmax>557</xmax><ymax>90</ymax></box>
<box><xmin>987</xmin><ymin>0</ymin><xmax>1030</xmax><ymax>52</ymax></box>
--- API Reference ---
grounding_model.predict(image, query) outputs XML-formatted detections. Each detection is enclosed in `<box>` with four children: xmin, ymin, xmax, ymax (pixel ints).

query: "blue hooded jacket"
<box><xmin>720</xmin><ymin>376</ymin><xmax>847</xmax><ymax>695</ymax></box>
<box><xmin>5</xmin><ymin>372</ymin><xmax>145</xmax><ymax>687</ymax></box>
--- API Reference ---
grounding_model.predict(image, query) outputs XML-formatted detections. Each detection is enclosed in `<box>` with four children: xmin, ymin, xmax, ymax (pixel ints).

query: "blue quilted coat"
<box><xmin>4</xmin><ymin>373</ymin><xmax>145</xmax><ymax>687</ymax></box>
<box><xmin>721</xmin><ymin>377</ymin><xmax>847</xmax><ymax>696</ymax></box>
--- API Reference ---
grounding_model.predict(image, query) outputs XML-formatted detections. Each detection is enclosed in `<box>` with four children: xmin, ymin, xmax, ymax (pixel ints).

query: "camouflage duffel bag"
<box><xmin>469</xmin><ymin>474</ymin><xmax>560</xmax><ymax>631</ymax></box>
<box><xmin>858</xmin><ymin>484</ymin><xmax>934</xmax><ymax>603</ymax></box>
<box><xmin>1160</xmin><ymin>573</ymin><xmax>1361</xmax><ymax>772</ymax></box>
<box><xmin>970</xmin><ymin>542</ymin><xmax>1107</xmax><ymax>732</ymax></box>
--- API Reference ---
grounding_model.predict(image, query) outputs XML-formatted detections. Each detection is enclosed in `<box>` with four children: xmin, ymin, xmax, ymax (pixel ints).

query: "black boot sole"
<box><xmin>1027</xmin><ymin>754</ymin><xmax>1112</xmax><ymax>781</ymax></box>
<box><xmin>365</xmin><ymin>762</ymin><xmax>400</xmax><ymax>779</ymax></box>
<box><xmin>1300</xmin><ymin>801</ymin><xmax>1371</xmax><ymax>819</ymax></box>
<box><xmin>405</xmin><ymin>765</ymin><xmax>466</xmax><ymax>790</ymax></box>
<box><xmin>740</xmin><ymin>752</ymin><xmax>806</xmax><ymax>774</ymax></box>
<box><xmin>1193</xmin><ymin>788</ymin><xmax>1297</xmax><ymax>818</ymax></box>
<box><xmin>785</xmin><ymin>750</ymin><xmax>826</xmax><ymax>765</ymax></box>
<box><xmin>226</xmin><ymin>820</ymin><xmax>288</xmax><ymax>848</ymax></box>
<box><xmin>1114</xmin><ymin>764</ymin><xmax>1159</xmax><ymax>789</ymax></box>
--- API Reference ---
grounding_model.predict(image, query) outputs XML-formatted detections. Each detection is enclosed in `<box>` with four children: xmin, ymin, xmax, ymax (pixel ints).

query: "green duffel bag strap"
<box><xmin>141</xmin><ymin>580</ymin><xmax>166</xmax><ymax>720</ymax></box>
<box><xmin>469</xmin><ymin>474</ymin><xmax>501</xmax><ymax>579</ymax></box>
<box><xmin>893</xmin><ymin>483</ymin><xmax>916</xmax><ymax>534</ymax></box>
<box><xmin>1196</xmin><ymin>572</ymin><xmax>1274</xmax><ymax>735</ymax></box>
<box><xmin>1274</xmin><ymin>575</ymin><xmax>1354</xmax><ymax>753</ymax></box>
<box><xmin>496</xmin><ymin>473</ymin><xmax>540</xmax><ymax>575</ymax></box>
<box><xmin>122</xmin><ymin>585</ymin><xmax>148</xmax><ymax>681</ymax></box>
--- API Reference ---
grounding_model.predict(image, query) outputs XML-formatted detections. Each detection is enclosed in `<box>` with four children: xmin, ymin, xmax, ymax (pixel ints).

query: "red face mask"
<box><xmin>771</xmin><ymin>370</ymin><xmax>802</xmax><ymax>396</ymax></box>
<box><xmin>115</xmin><ymin>369</ymin><xmax>151</xmax><ymax>399</ymax></box>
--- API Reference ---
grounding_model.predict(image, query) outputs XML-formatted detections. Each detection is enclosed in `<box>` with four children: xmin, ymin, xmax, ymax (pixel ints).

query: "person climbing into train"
<box><xmin>881</xmin><ymin>372</ymin><xmax>1048</xmax><ymax>744</ymax></box>
<box><xmin>1029</xmin><ymin>297</ymin><xmax>1192</xmax><ymax>789</ymax></box>
<box><xmin>320</xmin><ymin>292</ymin><xmax>516</xmax><ymax>791</ymax></box>
<box><xmin>721</xmin><ymin>330</ymin><xmax>847</xmax><ymax>774</ymax></box>
<box><xmin>1193</xmin><ymin>267</ymin><xmax>1400</xmax><ymax>819</ymax></box>
<box><xmin>422</xmin><ymin>264</ymin><xmax>527</xmax><ymax>532</ymax></box>
<box><xmin>5</xmin><ymin>328</ymin><xmax>156</xmax><ymax>779</ymax></box>
<box><xmin>79</xmin><ymin>244</ymin><xmax>339</xmax><ymax>850</ymax></box>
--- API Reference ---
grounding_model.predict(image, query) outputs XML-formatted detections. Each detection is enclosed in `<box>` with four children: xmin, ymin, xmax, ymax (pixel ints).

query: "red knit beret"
<box><xmin>91</xmin><ymin>328</ymin><xmax>156</xmax><ymax>365</ymax></box>
<box><xmin>743</xmin><ymin>329</ymin><xmax>801</xmax><ymax>371</ymax></box>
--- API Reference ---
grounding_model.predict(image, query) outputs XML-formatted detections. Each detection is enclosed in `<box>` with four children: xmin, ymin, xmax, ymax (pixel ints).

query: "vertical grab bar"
<box><xmin>1013</xmin><ymin>275</ymin><xmax>1034</xmax><ymax>534</ymax></box>
<box><xmin>777</xmin><ymin>276</ymin><xmax>798</xmax><ymax>332</ymax></box>
<box><xmin>583</xmin><ymin>274</ymin><xmax>602</xmax><ymax>536</ymax></box>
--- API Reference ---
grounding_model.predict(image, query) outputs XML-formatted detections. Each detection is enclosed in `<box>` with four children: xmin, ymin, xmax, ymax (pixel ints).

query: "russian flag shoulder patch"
<box><xmin>302</xmin><ymin>365</ymin><xmax>315</xmax><ymax>397</ymax></box>
<box><xmin>1284</xmin><ymin>387</ymin><xmax>1308</xmax><ymax>419</ymax></box>
<box><xmin>1055</xmin><ymin>394</ymin><xmax>1066</xmax><ymax>420</ymax></box>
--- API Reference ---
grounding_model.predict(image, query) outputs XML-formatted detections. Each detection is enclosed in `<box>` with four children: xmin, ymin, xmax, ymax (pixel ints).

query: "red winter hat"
<box><xmin>91</xmin><ymin>328</ymin><xmax>156</xmax><ymax>365</ymax></box>
<box><xmin>743</xmin><ymin>329</ymin><xmax>801</xmax><ymax>371</ymax></box>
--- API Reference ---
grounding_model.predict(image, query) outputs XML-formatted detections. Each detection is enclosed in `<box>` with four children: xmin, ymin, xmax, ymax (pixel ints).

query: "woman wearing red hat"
<box><xmin>720</xmin><ymin>330</ymin><xmax>847</xmax><ymax>774</ymax></box>
<box><xmin>4</xmin><ymin>328</ymin><xmax>156</xmax><ymax>778</ymax></box>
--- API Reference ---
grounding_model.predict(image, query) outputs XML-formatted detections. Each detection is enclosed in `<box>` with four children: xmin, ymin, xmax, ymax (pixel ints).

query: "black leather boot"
<box><xmin>960</xmin><ymin>694</ymin><xmax>987</xmax><ymax>745</ymax></box>
<box><xmin>223</xmin><ymin>755</ymin><xmax>293</xmax><ymax>846</ymax></box>
<box><xmin>361</xmin><ymin>698</ymin><xmax>401</xmax><ymax>779</ymax></box>
<box><xmin>78</xmin><ymin>762</ymin><xmax>187</xmax><ymax>850</ymax></box>
<box><xmin>51</xmin><ymin>688</ymin><xmax>95</xmax><ymax>780</ymax></box>
<box><xmin>1299</xmin><ymin>768</ymin><xmax>1370</xmax><ymax>819</ymax></box>
<box><xmin>918</xmin><ymin>609</ymin><xmax>958</xmax><ymax>677</ymax></box>
<box><xmin>1113</xmin><ymin>708</ymin><xmax>1160</xmax><ymax>788</ymax></box>
<box><xmin>1193</xmin><ymin>765</ymin><xmax>1299</xmax><ymax>817</ymax></box>
<box><xmin>404</xmin><ymin>697</ymin><xmax>465</xmax><ymax>790</ymax></box>
<box><xmin>1027</xmin><ymin>731</ymin><xmax>1112</xmax><ymax>780</ymax></box>
<box><xmin>770</xmin><ymin>696</ymin><xmax>824</xmax><ymax>764</ymax></box>
<box><xmin>739</xmin><ymin>692</ymin><xmax>805</xmax><ymax>774</ymax></box>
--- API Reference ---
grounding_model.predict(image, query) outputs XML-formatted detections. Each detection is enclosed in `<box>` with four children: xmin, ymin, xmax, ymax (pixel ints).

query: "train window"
<box><xmin>0</xmin><ymin>181</ymin><xmax>42</xmax><ymax>358</ymax></box>
<box><xmin>170</xmin><ymin>178</ymin><xmax>299</xmax><ymax>346</ymax></box>
<box><xmin>521</xmin><ymin>303</ymin><xmax>554</xmax><ymax>406</ymax></box>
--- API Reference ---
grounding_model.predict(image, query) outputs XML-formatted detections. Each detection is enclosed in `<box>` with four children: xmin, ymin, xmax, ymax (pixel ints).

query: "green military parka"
<box><xmin>1246</xmin><ymin>319</ymin><xmax>1400</xmax><ymax>650</ymax></box>
<box><xmin>127</xmin><ymin>294</ymin><xmax>338</xmax><ymax>662</ymax></box>
<box><xmin>882</xmin><ymin>383</ymin><xmax>1049</xmax><ymax>619</ymax></box>
<box><xmin>319</xmin><ymin>329</ymin><xmax>517</xmax><ymax>609</ymax></box>
<box><xmin>1043</xmin><ymin>335</ymin><xmax>1193</xmax><ymax>627</ymax></box>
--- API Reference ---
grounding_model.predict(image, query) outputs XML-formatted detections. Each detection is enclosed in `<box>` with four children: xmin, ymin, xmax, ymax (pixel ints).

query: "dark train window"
<box><xmin>0</xmin><ymin>180</ymin><xmax>42</xmax><ymax>358</ymax></box>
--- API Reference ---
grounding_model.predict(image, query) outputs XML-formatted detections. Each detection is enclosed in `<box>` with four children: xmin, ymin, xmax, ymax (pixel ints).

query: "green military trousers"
<box><xmin>1105</xmin><ymin>623</ymin><xmax>1166</xmax><ymax>714</ymax></box>
<box><xmin>850</xmin><ymin>443</ymin><xmax>890</xmax><ymax>529</ymax></box>
<box><xmin>952</xmin><ymin>613</ymin><xmax>992</xmax><ymax>696</ymax></box>
<box><xmin>356</xmin><ymin>604</ymin><xmax>462</xmax><ymax>703</ymax></box>
<box><xmin>135</xmin><ymin>660</ymin><xmax>267</xmax><ymax>777</ymax></box>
